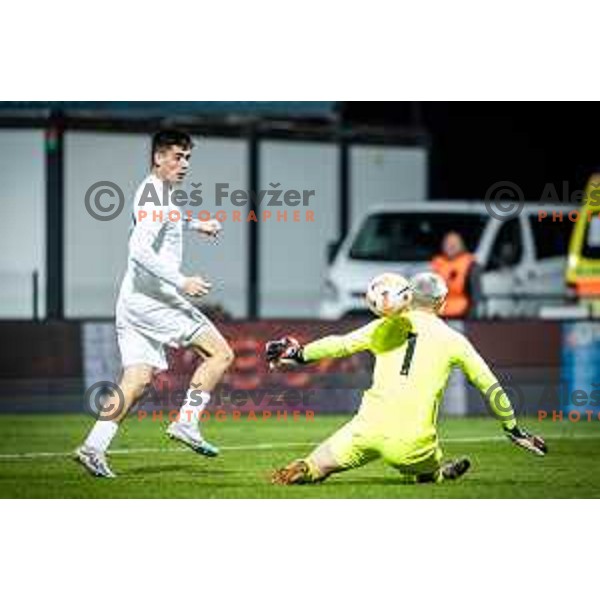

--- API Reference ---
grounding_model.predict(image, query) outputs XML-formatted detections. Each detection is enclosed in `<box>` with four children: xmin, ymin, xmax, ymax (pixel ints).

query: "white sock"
<box><xmin>84</xmin><ymin>420</ymin><xmax>119</xmax><ymax>453</ymax></box>
<box><xmin>178</xmin><ymin>389</ymin><xmax>211</xmax><ymax>426</ymax></box>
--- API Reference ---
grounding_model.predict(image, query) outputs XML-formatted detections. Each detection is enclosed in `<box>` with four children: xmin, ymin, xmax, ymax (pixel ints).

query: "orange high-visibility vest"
<box><xmin>430</xmin><ymin>253</ymin><xmax>476</xmax><ymax>317</ymax></box>
<box><xmin>573</xmin><ymin>278</ymin><xmax>600</xmax><ymax>298</ymax></box>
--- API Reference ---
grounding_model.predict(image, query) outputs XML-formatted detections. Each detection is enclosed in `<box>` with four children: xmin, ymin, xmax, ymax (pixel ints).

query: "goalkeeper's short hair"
<box><xmin>410</xmin><ymin>272</ymin><xmax>448</xmax><ymax>310</ymax></box>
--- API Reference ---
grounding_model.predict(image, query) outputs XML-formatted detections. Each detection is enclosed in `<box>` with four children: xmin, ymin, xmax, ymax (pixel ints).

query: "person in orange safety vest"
<box><xmin>430</xmin><ymin>232</ymin><xmax>482</xmax><ymax>318</ymax></box>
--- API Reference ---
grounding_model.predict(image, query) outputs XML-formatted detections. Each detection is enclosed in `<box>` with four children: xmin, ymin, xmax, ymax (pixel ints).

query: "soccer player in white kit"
<box><xmin>76</xmin><ymin>130</ymin><xmax>235</xmax><ymax>478</ymax></box>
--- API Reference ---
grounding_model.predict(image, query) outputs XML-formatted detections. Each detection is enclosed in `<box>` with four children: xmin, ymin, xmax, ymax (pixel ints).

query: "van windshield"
<box><xmin>349</xmin><ymin>212</ymin><xmax>488</xmax><ymax>262</ymax></box>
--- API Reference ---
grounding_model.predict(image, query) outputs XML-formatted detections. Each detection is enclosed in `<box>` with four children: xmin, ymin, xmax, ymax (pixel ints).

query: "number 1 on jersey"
<box><xmin>400</xmin><ymin>332</ymin><xmax>418</xmax><ymax>376</ymax></box>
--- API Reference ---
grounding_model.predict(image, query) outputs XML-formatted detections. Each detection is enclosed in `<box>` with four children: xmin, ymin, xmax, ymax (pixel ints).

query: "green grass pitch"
<box><xmin>0</xmin><ymin>414</ymin><xmax>599</xmax><ymax>498</ymax></box>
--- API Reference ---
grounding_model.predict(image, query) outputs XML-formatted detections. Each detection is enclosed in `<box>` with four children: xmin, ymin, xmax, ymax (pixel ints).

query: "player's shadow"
<box><xmin>324</xmin><ymin>476</ymin><xmax>428</xmax><ymax>487</ymax></box>
<box><xmin>125</xmin><ymin>464</ymin><xmax>234</xmax><ymax>477</ymax></box>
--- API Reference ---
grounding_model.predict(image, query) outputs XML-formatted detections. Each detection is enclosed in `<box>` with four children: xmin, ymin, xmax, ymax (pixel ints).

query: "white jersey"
<box><xmin>120</xmin><ymin>174</ymin><xmax>186</xmax><ymax>302</ymax></box>
<box><xmin>115</xmin><ymin>174</ymin><xmax>214</xmax><ymax>369</ymax></box>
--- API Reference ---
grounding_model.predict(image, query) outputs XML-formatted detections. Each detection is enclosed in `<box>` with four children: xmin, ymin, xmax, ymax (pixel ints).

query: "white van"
<box><xmin>319</xmin><ymin>202</ymin><xmax>575</xmax><ymax>319</ymax></box>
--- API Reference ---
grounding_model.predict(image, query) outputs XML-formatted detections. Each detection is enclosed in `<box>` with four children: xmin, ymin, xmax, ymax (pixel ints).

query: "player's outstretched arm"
<box><xmin>265</xmin><ymin>320</ymin><xmax>380</xmax><ymax>370</ymax></box>
<box><xmin>455</xmin><ymin>336</ymin><xmax>547</xmax><ymax>456</ymax></box>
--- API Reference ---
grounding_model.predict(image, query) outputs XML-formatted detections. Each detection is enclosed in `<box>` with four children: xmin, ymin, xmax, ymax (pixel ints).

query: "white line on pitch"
<box><xmin>0</xmin><ymin>441</ymin><xmax>315</xmax><ymax>460</ymax></box>
<box><xmin>0</xmin><ymin>433</ymin><xmax>599</xmax><ymax>461</ymax></box>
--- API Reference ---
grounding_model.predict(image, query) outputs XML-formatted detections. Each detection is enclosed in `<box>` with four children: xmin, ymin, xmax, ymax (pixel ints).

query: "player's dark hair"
<box><xmin>151</xmin><ymin>130</ymin><xmax>193</xmax><ymax>166</ymax></box>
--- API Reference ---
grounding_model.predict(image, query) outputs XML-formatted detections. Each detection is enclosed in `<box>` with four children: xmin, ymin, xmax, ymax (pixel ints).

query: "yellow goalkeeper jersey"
<box><xmin>303</xmin><ymin>310</ymin><xmax>515</xmax><ymax>444</ymax></box>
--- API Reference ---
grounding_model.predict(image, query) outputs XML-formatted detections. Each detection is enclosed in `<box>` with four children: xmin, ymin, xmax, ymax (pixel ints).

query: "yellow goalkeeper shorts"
<box><xmin>324</xmin><ymin>416</ymin><xmax>443</xmax><ymax>479</ymax></box>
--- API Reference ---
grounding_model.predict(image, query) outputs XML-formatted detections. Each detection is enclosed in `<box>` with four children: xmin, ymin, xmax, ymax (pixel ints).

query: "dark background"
<box><xmin>343</xmin><ymin>101</ymin><xmax>599</xmax><ymax>200</ymax></box>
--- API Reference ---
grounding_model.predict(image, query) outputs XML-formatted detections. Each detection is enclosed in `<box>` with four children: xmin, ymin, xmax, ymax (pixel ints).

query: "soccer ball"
<box><xmin>366</xmin><ymin>272</ymin><xmax>413</xmax><ymax>317</ymax></box>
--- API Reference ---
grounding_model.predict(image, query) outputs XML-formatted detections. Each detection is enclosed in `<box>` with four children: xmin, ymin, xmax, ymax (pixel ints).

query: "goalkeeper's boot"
<box><xmin>166</xmin><ymin>422</ymin><xmax>219</xmax><ymax>457</ymax></box>
<box><xmin>440</xmin><ymin>457</ymin><xmax>471</xmax><ymax>481</ymax></box>
<box><xmin>272</xmin><ymin>459</ymin><xmax>312</xmax><ymax>485</ymax></box>
<box><xmin>74</xmin><ymin>446</ymin><xmax>116</xmax><ymax>478</ymax></box>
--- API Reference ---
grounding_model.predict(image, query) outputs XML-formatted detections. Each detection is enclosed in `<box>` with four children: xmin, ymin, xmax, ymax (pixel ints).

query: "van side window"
<box><xmin>529</xmin><ymin>216</ymin><xmax>574</xmax><ymax>259</ymax></box>
<box><xmin>487</xmin><ymin>219</ymin><xmax>522</xmax><ymax>270</ymax></box>
<box><xmin>582</xmin><ymin>218</ymin><xmax>600</xmax><ymax>259</ymax></box>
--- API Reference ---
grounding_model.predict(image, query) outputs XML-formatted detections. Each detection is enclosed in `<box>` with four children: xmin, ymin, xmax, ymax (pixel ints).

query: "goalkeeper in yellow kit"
<box><xmin>267</xmin><ymin>272</ymin><xmax>547</xmax><ymax>485</ymax></box>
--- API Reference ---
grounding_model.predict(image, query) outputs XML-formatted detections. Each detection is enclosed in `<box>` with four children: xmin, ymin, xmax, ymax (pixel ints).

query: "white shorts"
<box><xmin>116</xmin><ymin>290</ymin><xmax>216</xmax><ymax>371</ymax></box>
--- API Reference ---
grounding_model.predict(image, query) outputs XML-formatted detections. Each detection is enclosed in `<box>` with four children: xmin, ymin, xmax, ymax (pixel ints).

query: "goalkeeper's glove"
<box><xmin>503</xmin><ymin>424</ymin><xmax>547</xmax><ymax>456</ymax></box>
<box><xmin>265</xmin><ymin>337</ymin><xmax>305</xmax><ymax>369</ymax></box>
